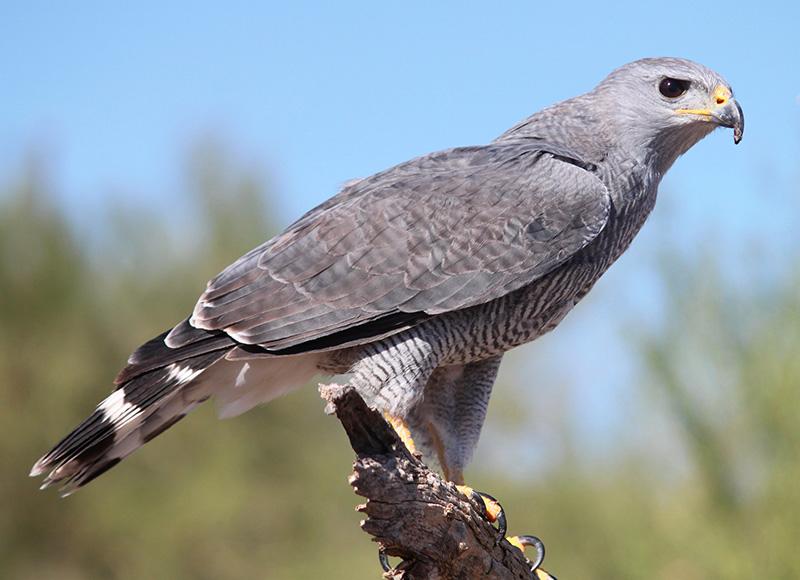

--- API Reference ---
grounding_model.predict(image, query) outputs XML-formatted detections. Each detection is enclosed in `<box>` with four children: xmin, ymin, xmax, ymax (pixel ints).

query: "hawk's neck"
<box><xmin>496</xmin><ymin>96</ymin><xmax>655</xmax><ymax>208</ymax></box>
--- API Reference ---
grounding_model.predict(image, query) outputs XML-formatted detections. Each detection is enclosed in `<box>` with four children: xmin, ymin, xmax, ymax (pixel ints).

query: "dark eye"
<box><xmin>659</xmin><ymin>77</ymin><xmax>691</xmax><ymax>98</ymax></box>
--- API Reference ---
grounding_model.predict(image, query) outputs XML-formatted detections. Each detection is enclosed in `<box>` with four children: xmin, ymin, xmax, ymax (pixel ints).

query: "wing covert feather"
<box><xmin>172</xmin><ymin>142</ymin><xmax>610</xmax><ymax>351</ymax></box>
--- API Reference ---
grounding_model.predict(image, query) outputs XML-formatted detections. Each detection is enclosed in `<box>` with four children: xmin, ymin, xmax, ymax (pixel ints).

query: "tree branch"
<box><xmin>320</xmin><ymin>383</ymin><xmax>538</xmax><ymax>580</ymax></box>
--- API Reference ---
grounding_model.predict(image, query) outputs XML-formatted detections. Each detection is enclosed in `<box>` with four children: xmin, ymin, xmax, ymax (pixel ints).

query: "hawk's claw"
<box><xmin>378</xmin><ymin>547</ymin><xmax>392</xmax><ymax>573</ymax></box>
<box><xmin>457</xmin><ymin>485</ymin><xmax>507</xmax><ymax>540</ymax></box>
<box><xmin>508</xmin><ymin>534</ymin><xmax>556</xmax><ymax>579</ymax></box>
<box><xmin>475</xmin><ymin>490</ymin><xmax>507</xmax><ymax>541</ymax></box>
<box><xmin>454</xmin><ymin>485</ymin><xmax>555</xmax><ymax>576</ymax></box>
<box><xmin>508</xmin><ymin>534</ymin><xmax>545</xmax><ymax>570</ymax></box>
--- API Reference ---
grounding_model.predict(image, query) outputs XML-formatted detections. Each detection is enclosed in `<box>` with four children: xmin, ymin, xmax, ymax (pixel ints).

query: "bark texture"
<box><xmin>320</xmin><ymin>383</ymin><xmax>538</xmax><ymax>580</ymax></box>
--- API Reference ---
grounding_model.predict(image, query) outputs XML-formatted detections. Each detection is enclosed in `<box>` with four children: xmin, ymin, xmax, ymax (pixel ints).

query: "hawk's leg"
<box><xmin>408</xmin><ymin>356</ymin><xmax>502</xmax><ymax>482</ymax></box>
<box><xmin>407</xmin><ymin>356</ymin><xmax>556</xmax><ymax>578</ymax></box>
<box><xmin>347</xmin><ymin>333</ymin><xmax>444</xmax><ymax>457</ymax></box>
<box><xmin>408</xmin><ymin>356</ymin><xmax>507</xmax><ymax>533</ymax></box>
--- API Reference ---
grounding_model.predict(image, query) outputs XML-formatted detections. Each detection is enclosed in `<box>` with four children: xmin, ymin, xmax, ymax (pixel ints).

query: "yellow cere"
<box><xmin>677</xmin><ymin>85</ymin><xmax>731</xmax><ymax>119</ymax></box>
<box><xmin>713</xmin><ymin>85</ymin><xmax>732</xmax><ymax>105</ymax></box>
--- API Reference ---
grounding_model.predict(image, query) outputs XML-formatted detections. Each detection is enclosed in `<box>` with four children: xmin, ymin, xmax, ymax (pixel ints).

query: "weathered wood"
<box><xmin>320</xmin><ymin>383</ymin><xmax>538</xmax><ymax>580</ymax></box>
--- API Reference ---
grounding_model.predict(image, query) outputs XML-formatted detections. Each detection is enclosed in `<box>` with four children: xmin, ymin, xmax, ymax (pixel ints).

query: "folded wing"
<box><xmin>169</xmin><ymin>141</ymin><xmax>610</xmax><ymax>353</ymax></box>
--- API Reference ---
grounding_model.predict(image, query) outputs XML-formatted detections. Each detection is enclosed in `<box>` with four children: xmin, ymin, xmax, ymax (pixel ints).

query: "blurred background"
<box><xmin>2</xmin><ymin>2</ymin><xmax>799</xmax><ymax>578</ymax></box>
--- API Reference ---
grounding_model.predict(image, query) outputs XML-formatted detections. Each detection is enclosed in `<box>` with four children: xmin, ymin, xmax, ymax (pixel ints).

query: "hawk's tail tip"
<box><xmin>29</xmin><ymin>348</ymin><xmax>226</xmax><ymax>496</ymax></box>
<box><xmin>29</xmin><ymin>458</ymin><xmax>47</xmax><ymax>478</ymax></box>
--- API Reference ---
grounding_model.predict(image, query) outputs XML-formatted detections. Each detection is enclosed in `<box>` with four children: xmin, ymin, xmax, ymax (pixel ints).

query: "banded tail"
<box><xmin>30</xmin><ymin>325</ymin><xmax>321</xmax><ymax>496</ymax></box>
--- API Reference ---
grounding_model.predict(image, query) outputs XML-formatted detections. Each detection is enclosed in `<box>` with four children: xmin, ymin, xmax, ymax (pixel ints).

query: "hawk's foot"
<box><xmin>508</xmin><ymin>534</ymin><xmax>556</xmax><ymax>580</ymax></box>
<box><xmin>456</xmin><ymin>485</ymin><xmax>507</xmax><ymax>540</ymax></box>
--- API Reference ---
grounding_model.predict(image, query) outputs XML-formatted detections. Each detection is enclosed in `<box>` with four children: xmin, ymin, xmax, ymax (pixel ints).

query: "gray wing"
<box><xmin>168</xmin><ymin>141</ymin><xmax>610</xmax><ymax>352</ymax></box>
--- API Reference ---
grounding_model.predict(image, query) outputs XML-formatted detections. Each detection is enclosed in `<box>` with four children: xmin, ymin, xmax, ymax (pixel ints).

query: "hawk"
<box><xmin>31</xmin><ymin>57</ymin><xmax>743</xmax><ymax>576</ymax></box>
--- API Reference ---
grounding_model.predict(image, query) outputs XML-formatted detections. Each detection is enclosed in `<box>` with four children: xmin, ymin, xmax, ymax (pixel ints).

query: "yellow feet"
<box><xmin>456</xmin><ymin>485</ymin><xmax>507</xmax><ymax>538</ymax></box>
<box><xmin>383</xmin><ymin>412</ymin><xmax>417</xmax><ymax>455</ymax></box>
<box><xmin>456</xmin><ymin>485</ymin><xmax>556</xmax><ymax>579</ymax></box>
<box><xmin>382</xmin><ymin>415</ymin><xmax>556</xmax><ymax>578</ymax></box>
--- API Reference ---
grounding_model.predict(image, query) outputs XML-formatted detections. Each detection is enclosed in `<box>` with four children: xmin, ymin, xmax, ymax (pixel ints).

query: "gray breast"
<box><xmin>325</xmin><ymin>158</ymin><xmax>656</xmax><ymax>374</ymax></box>
<box><xmin>416</xmin><ymin>165</ymin><xmax>656</xmax><ymax>366</ymax></box>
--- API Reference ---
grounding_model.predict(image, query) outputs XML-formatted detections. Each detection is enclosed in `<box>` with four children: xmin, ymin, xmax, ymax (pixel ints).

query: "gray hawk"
<box><xmin>31</xmin><ymin>57</ymin><xmax>743</xmax><ymax>577</ymax></box>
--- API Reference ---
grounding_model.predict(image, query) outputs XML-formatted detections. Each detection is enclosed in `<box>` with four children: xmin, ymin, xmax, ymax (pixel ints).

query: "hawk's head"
<box><xmin>595</xmin><ymin>57</ymin><xmax>744</xmax><ymax>170</ymax></box>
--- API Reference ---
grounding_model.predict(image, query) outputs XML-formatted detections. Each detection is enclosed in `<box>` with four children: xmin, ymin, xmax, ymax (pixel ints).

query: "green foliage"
<box><xmin>2</xmin><ymin>148</ymin><xmax>798</xmax><ymax>578</ymax></box>
<box><xmin>0</xmin><ymin>148</ymin><xmax>371</xmax><ymax>579</ymax></box>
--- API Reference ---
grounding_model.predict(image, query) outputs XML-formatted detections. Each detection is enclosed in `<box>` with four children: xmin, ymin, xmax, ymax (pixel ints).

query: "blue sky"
<box><xmin>2</xmin><ymin>1</ymin><xmax>798</xmax><ymax>469</ymax></box>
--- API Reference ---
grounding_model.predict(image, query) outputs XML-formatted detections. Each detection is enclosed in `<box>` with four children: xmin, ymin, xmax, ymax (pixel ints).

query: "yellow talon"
<box><xmin>383</xmin><ymin>413</ymin><xmax>417</xmax><ymax>455</ymax></box>
<box><xmin>456</xmin><ymin>487</ymin><xmax>554</xmax><ymax>578</ymax></box>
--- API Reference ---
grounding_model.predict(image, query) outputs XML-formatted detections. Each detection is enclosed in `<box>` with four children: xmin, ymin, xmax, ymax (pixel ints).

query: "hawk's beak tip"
<box><xmin>732</xmin><ymin>101</ymin><xmax>744</xmax><ymax>144</ymax></box>
<box><xmin>733</xmin><ymin>122</ymin><xmax>743</xmax><ymax>145</ymax></box>
<box><xmin>719</xmin><ymin>99</ymin><xmax>744</xmax><ymax>145</ymax></box>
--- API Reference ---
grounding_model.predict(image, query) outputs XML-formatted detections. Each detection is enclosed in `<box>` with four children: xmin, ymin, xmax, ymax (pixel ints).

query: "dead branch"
<box><xmin>320</xmin><ymin>383</ymin><xmax>538</xmax><ymax>580</ymax></box>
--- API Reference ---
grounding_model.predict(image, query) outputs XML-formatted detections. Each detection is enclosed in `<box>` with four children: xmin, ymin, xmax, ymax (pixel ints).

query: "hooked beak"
<box><xmin>713</xmin><ymin>98</ymin><xmax>744</xmax><ymax>144</ymax></box>
<box><xmin>676</xmin><ymin>85</ymin><xmax>745</xmax><ymax>144</ymax></box>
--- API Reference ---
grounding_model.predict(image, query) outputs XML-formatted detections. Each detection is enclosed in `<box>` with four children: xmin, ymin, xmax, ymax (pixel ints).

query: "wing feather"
<box><xmin>168</xmin><ymin>141</ymin><xmax>610</xmax><ymax>352</ymax></box>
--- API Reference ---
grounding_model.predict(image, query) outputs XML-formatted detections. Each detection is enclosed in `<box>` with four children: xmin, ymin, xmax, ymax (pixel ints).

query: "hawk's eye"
<box><xmin>659</xmin><ymin>78</ymin><xmax>691</xmax><ymax>98</ymax></box>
